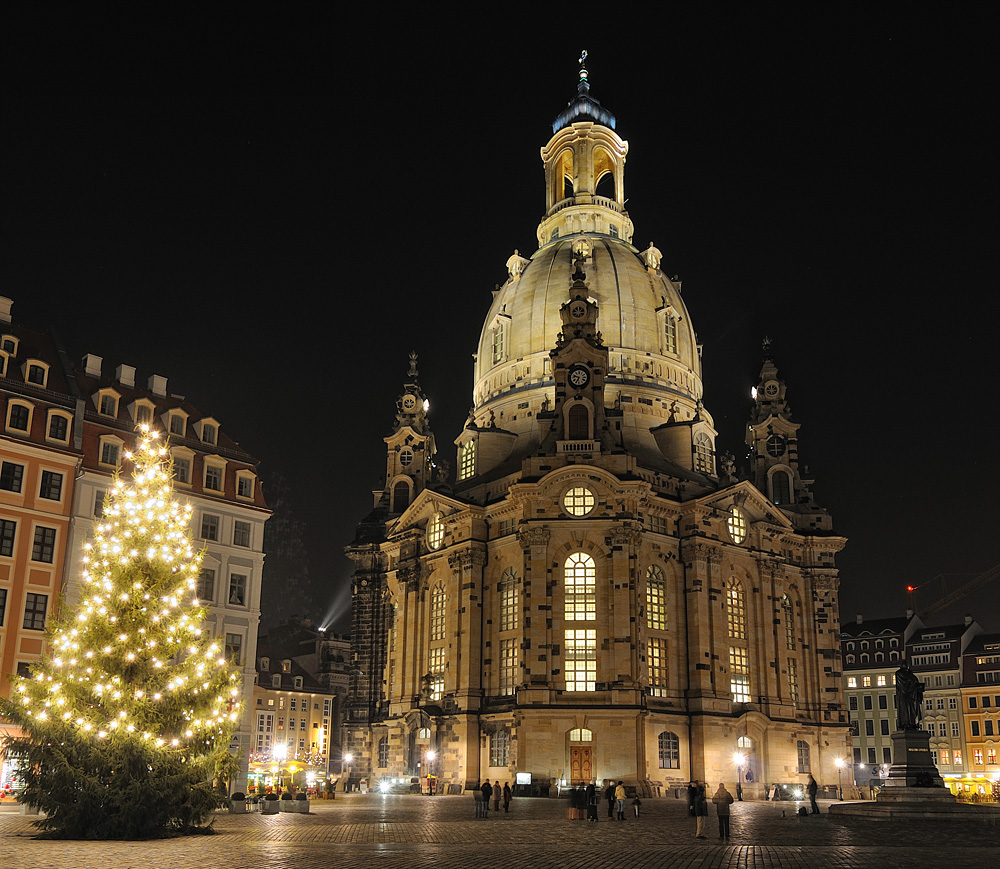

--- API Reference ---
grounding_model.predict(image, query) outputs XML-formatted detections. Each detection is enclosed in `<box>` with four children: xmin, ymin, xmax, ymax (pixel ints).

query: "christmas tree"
<box><xmin>0</xmin><ymin>427</ymin><xmax>242</xmax><ymax>838</ymax></box>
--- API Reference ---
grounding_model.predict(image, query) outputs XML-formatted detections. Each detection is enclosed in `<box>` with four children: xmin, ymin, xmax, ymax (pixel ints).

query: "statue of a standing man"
<box><xmin>894</xmin><ymin>665</ymin><xmax>924</xmax><ymax>730</ymax></box>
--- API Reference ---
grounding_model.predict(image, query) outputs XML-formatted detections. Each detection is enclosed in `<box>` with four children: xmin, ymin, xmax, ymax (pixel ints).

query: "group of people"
<box><xmin>687</xmin><ymin>781</ymin><xmax>735</xmax><ymax>840</ymax></box>
<box><xmin>473</xmin><ymin>779</ymin><xmax>512</xmax><ymax>817</ymax></box>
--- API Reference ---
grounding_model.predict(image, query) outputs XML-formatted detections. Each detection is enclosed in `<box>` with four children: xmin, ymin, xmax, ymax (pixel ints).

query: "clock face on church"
<box><xmin>568</xmin><ymin>365</ymin><xmax>591</xmax><ymax>389</ymax></box>
<box><xmin>764</xmin><ymin>381</ymin><xmax>779</xmax><ymax>398</ymax></box>
<box><xmin>401</xmin><ymin>393</ymin><xmax>418</xmax><ymax>411</ymax></box>
<box><xmin>570</xmin><ymin>301</ymin><xmax>587</xmax><ymax>319</ymax></box>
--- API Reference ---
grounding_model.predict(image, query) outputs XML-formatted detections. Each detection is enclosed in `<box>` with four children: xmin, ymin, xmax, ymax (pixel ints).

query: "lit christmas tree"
<box><xmin>0</xmin><ymin>426</ymin><xmax>242</xmax><ymax>838</ymax></box>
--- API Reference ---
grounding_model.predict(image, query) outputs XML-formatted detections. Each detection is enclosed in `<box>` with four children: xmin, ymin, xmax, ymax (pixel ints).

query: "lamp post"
<box><xmin>343</xmin><ymin>752</ymin><xmax>353</xmax><ymax>793</ymax></box>
<box><xmin>835</xmin><ymin>757</ymin><xmax>844</xmax><ymax>801</ymax></box>
<box><xmin>732</xmin><ymin>752</ymin><xmax>746</xmax><ymax>801</ymax></box>
<box><xmin>425</xmin><ymin>750</ymin><xmax>436</xmax><ymax>796</ymax></box>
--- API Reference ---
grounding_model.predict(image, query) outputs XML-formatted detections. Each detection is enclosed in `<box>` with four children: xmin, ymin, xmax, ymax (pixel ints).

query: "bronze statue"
<box><xmin>895</xmin><ymin>664</ymin><xmax>924</xmax><ymax>730</ymax></box>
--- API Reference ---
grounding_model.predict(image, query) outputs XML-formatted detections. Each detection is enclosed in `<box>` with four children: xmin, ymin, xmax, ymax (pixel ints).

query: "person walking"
<box><xmin>604</xmin><ymin>782</ymin><xmax>616</xmax><ymax>818</ymax></box>
<box><xmin>481</xmin><ymin>779</ymin><xmax>493</xmax><ymax>817</ymax></box>
<box><xmin>474</xmin><ymin>782</ymin><xmax>484</xmax><ymax>818</ymax></box>
<box><xmin>694</xmin><ymin>783</ymin><xmax>709</xmax><ymax>839</ymax></box>
<box><xmin>807</xmin><ymin>773</ymin><xmax>820</xmax><ymax>814</ymax></box>
<box><xmin>493</xmin><ymin>781</ymin><xmax>501</xmax><ymax>813</ymax></box>
<box><xmin>712</xmin><ymin>782</ymin><xmax>734</xmax><ymax>840</ymax></box>
<box><xmin>586</xmin><ymin>783</ymin><xmax>598</xmax><ymax>822</ymax></box>
<box><xmin>614</xmin><ymin>780</ymin><xmax>626</xmax><ymax>821</ymax></box>
<box><xmin>503</xmin><ymin>781</ymin><xmax>512</xmax><ymax>813</ymax></box>
<box><xmin>632</xmin><ymin>795</ymin><xmax>642</xmax><ymax>818</ymax></box>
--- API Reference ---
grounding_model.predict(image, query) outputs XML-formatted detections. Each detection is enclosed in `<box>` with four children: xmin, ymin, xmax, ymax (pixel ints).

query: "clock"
<box><xmin>764</xmin><ymin>381</ymin><xmax>779</xmax><ymax>398</ymax></box>
<box><xmin>401</xmin><ymin>393</ymin><xmax>418</xmax><ymax>412</ymax></box>
<box><xmin>568</xmin><ymin>365</ymin><xmax>591</xmax><ymax>389</ymax></box>
<box><xmin>765</xmin><ymin>434</ymin><xmax>786</xmax><ymax>457</ymax></box>
<box><xmin>570</xmin><ymin>301</ymin><xmax>587</xmax><ymax>320</ymax></box>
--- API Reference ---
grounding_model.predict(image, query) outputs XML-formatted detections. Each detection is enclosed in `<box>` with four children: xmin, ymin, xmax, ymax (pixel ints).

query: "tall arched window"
<box><xmin>728</xmin><ymin>580</ymin><xmax>751</xmax><ymax>703</ymax></box>
<box><xmin>664</xmin><ymin>315</ymin><xmax>677</xmax><ymax>354</ymax></box>
<box><xmin>430</xmin><ymin>583</ymin><xmax>446</xmax><ymax>641</ymax></box>
<box><xmin>564</xmin><ymin>553</ymin><xmax>596</xmax><ymax>621</ymax></box>
<box><xmin>658</xmin><ymin>731</ymin><xmax>680</xmax><ymax>768</ymax></box>
<box><xmin>490</xmin><ymin>730</ymin><xmax>510</xmax><ymax>767</ymax></box>
<box><xmin>782</xmin><ymin>594</ymin><xmax>795</xmax><ymax>650</ymax></box>
<box><xmin>500</xmin><ymin>567</ymin><xmax>519</xmax><ymax>631</ymax></box>
<box><xmin>567</xmin><ymin>403</ymin><xmax>589</xmax><ymax>440</ymax></box>
<box><xmin>646</xmin><ymin>565</ymin><xmax>666</xmax><ymax>631</ymax></box>
<box><xmin>771</xmin><ymin>470</ymin><xmax>791</xmax><ymax>505</ymax></box>
<box><xmin>797</xmin><ymin>740</ymin><xmax>811</xmax><ymax>773</ymax></box>
<box><xmin>694</xmin><ymin>433</ymin><xmax>714</xmax><ymax>474</ymax></box>
<box><xmin>377</xmin><ymin>735</ymin><xmax>389</xmax><ymax>768</ymax></box>
<box><xmin>459</xmin><ymin>440</ymin><xmax>476</xmax><ymax>480</ymax></box>
<box><xmin>393</xmin><ymin>480</ymin><xmax>410</xmax><ymax>512</ymax></box>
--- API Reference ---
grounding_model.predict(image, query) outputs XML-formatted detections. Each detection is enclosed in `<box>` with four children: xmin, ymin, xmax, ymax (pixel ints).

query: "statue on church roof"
<box><xmin>506</xmin><ymin>250</ymin><xmax>530</xmax><ymax>281</ymax></box>
<box><xmin>642</xmin><ymin>242</ymin><xmax>663</xmax><ymax>271</ymax></box>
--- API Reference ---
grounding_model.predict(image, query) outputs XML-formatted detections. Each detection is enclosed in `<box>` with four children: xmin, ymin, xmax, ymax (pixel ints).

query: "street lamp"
<box><xmin>732</xmin><ymin>752</ymin><xmax>746</xmax><ymax>801</ymax></box>
<box><xmin>343</xmin><ymin>752</ymin><xmax>353</xmax><ymax>793</ymax></box>
<box><xmin>835</xmin><ymin>757</ymin><xmax>844</xmax><ymax>800</ymax></box>
<box><xmin>425</xmin><ymin>750</ymin><xmax>437</xmax><ymax>796</ymax></box>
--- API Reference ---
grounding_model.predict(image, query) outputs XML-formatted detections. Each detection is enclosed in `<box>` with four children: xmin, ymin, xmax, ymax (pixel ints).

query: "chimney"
<box><xmin>116</xmin><ymin>364</ymin><xmax>136</xmax><ymax>388</ymax></box>
<box><xmin>147</xmin><ymin>374</ymin><xmax>167</xmax><ymax>397</ymax></box>
<box><xmin>905</xmin><ymin>608</ymin><xmax>913</xmax><ymax>619</ymax></box>
<box><xmin>964</xmin><ymin>615</ymin><xmax>972</xmax><ymax>627</ymax></box>
<box><xmin>856</xmin><ymin>614</ymin><xmax>863</xmax><ymax>625</ymax></box>
<box><xmin>0</xmin><ymin>296</ymin><xmax>12</xmax><ymax>324</ymax></box>
<box><xmin>82</xmin><ymin>354</ymin><xmax>103</xmax><ymax>377</ymax></box>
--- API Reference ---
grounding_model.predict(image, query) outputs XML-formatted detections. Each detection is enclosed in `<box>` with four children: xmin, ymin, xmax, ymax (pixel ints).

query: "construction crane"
<box><xmin>915</xmin><ymin>563</ymin><xmax>1000</xmax><ymax>619</ymax></box>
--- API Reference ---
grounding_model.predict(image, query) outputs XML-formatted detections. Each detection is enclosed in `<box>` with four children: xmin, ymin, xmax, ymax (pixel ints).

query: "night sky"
<box><xmin>3</xmin><ymin>8</ymin><xmax>997</xmax><ymax>634</ymax></box>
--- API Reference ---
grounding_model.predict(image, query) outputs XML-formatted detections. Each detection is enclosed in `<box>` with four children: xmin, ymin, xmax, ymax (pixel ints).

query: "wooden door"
<box><xmin>570</xmin><ymin>747</ymin><xmax>593</xmax><ymax>784</ymax></box>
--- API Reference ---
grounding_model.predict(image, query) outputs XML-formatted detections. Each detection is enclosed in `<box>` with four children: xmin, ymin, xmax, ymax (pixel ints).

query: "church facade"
<box><xmin>346</xmin><ymin>65</ymin><xmax>849</xmax><ymax>797</ymax></box>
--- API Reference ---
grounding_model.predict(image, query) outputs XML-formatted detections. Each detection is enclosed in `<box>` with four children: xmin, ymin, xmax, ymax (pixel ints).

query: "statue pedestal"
<box><xmin>882</xmin><ymin>729</ymin><xmax>947</xmax><ymax>790</ymax></box>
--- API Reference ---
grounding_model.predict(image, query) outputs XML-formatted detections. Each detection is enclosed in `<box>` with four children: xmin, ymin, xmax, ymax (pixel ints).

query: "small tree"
<box><xmin>0</xmin><ymin>427</ymin><xmax>242</xmax><ymax>838</ymax></box>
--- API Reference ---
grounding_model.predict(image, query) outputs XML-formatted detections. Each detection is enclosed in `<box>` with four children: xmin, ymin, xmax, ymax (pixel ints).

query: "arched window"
<box><xmin>564</xmin><ymin>553</ymin><xmax>596</xmax><ymax>621</ymax></box>
<box><xmin>727</xmin><ymin>581</ymin><xmax>746</xmax><ymax>640</ymax></box>
<box><xmin>569</xmin><ymin>728</ymin><xmax>593</xmax><ymax>742</ymax></box>
<box><xmin>377</xmin><ymin>736</ymin><xmax>389</xmax><ymax>768</ymax></box>
<box><xmin>658</xmin><ymin>731</ymin><xmax>680</xmax><ymax>769</ymax></box>
<box><xmin>393</xmin><ymin>480</ymin><xmax>410</xmax><ymax>512</ymax></box>
<box><xmin>782</xmin><ymin>594</ymin><xmax>795</xmax><ymax>650</ymax></box>
<box><xmin>728</xmin><ymin>580</ymin><xmax>751</xmax><ymax>703</ymax></box>
<box><xmin>567</xmin><ymin>403</ymin><xmax>589</xmax><ymax>440</ymax></box>
<box><xmin>490</xmin><ymin>730</ymin><xmax>510</xmax><ymax>767</ymax></box>
<box><xmin>430</xmin><ymin>583</ymin><xmax>446</xmax><ymax>641</ymax></box>
<box><xmin>771</xmin><ymin>470</ymin><xmax>791</xmax><ymax>505</ymax></box>
<box><xmin>459</xmin><ymin>440</ymin><xmax>476</xmax><ymax>480</ymax></box>
<box><xmin>694</xmin><ymin>433</ymin><xmax>714</xmax><ymax>474</ymax></box>
<box><xmin>500</xmin><ymin>568</ymin><xmax>519</xmax><ymax>631</ymax></box>
<box><xmin>646</xmin><ymin>565</ymin><xmax>666</xmax><ymax>631</ymax></box>
<box><xmin>664</xmin><ymin>314</ymin><xmax>677</xmax><ymax>354</ymax></box>
<box><xmin>797</xmin><ymin>740</ymin><xmax>811</xmax><ymax>773</ymax></box>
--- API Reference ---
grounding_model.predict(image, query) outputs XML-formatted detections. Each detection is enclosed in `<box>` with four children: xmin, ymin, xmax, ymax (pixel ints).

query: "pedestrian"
<box><xmin>586</xmin><ymin>783</ymin><xmax>598</xmax><ymax>822</ymax></box>
<box><xmin>604</xmin><ymin>781</ymin><xmax>616</xmax><ymax>818</ymax></box>
<box><xmin>694</xmin><ymin>783</ymin><xmax>709</xmax><ymax>839</ymax></box>
<box><xmin>474</xmin><ymin>782</ymin><xmax>483</xmax><ymax>818</ymax></box>
<box><xmin>712</xmin><ymin>782</ymin><xmax>734</xmax><ymax>840</ymax></box>
<box><xmin>614</xmin><ymin>780</ymin><xmax>626</xmax><ymax>821</ymax></box>
<box><xmin>687</xmin><ymin>781</ymin><xmax>697</xmax><ymax>816</ymax></box>
<box><xmin>503</xmin><ymin>781</ymin><xmax>512</xmax><ymax>813</ymax></box>
<box><xmin>481</xmin><ymin>778</ymin><xmax>493</xmax><ymax>817</ymax></box>
<box><xmin>632</xmin><ymin>795</ymin><xmax>642</xmax><ymax>818</ymax></box>
<box><xmin>807</xmin><ymin>773</ymin><xmax>819</xmax><ymax>814</ymax></box>
<box><xmin>493</xmin><ymin>780</ymin><xmax>502</xmax><ymax>812</ymax></box>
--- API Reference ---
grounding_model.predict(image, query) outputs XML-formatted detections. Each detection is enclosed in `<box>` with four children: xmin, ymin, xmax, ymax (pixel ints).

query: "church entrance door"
<box><xmin>570</xmin><ymin>747</ymin><xmax>593</xmax><ymax>784</ymax></box>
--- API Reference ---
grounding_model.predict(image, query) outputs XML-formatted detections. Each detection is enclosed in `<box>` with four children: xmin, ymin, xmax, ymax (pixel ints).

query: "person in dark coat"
<box><xmin>481</xmin><ymin>779</ymin><xmax>493</xmax><ymax>817</ymax></box>
<box><xmin>712</xmin><ymin>783</ymin><xmax>734</xmax><ymax>840</ymax></box>
<box><xmin>586</xmin><ymin>783</ymin><xmax>598</xmax><ymax>822</ymax></box>
<box><xmin>687</xmin><ymin>781</ymin><xmax>697</xmax><ymax>816</ymax></box>
<box><xmin>694</xmin><ymin>783</ymin><xmax>709</xmax><ymax>838</ymax></box>
<box><xmin>493</xmin><ymin>781</ymin><xmax>501</xmax><ymax>812</ymax></box>
<box><xmin>503</xmin><ymin>781</ymin><xmax>512</xmax><ymax>812</ymax></box>
<box><xmin>807</xmin><ymin>774</ymin><xmax>819</xmax><ymax>814</ymax></box>
<box><xmin>604</xmin><ymin>782</ymin><xmax>616</xmax><ymax>818</ymax></box>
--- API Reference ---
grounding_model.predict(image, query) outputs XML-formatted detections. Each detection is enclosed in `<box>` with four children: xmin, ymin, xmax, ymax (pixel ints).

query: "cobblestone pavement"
<box><xmin>0</xmin><ymin>794</ymin><xmax>996</xmax><ymax>868</ymax></box>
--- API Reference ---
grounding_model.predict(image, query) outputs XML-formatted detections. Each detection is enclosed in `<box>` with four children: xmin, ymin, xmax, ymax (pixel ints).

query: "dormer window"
<box><xmin>25</xmin><ymin>360</ymin><xmax>49</xmax><ymax>387</ymax></box>
<box><xmin>131</xmin><ymin>399</ymin><xmax>155</xmax><ymax>426</ymax></box>
<box><xmin>167</xmin><ymin>411</ymin><xmax>187</xmax><ymax>436</ymax></box>
<box><xmin>260</xmin><ymin>657</ymin><xmax>270</xmax><ymax>671</ymax></box>
<box><xmin>197</xmin><ymin>418</ymin><xmax>220</xmax><ymax>445</ymax></box>
<box><xmin>1</xmin><ymin>335</ymin><xmax>17</xmax><ymax>354</ymax></box>
<box><xmin>47</xmin><ymin>410</ymin><xmax>71</xmax><ymax>444</ymax></box>
<box><xmin>236</xmin><ymin>471</ymin><xmax>255</xmax><ymax>500</ymax></box>
<box><xmin>96</xmin><ymin>388</ymin><xmax>120</xmax><ymax>418</ymax></box>
<box><xmin>293</xmin><ymin>676</ymin><xmax>303</xmax><ymax>690</ymax></box>
<box><xmin>0</xmin><ymin>352</ymin><xmax>7</xmax><ymax>377</ymax></box>
<box><xmin>272</xmin><ymin>674</ymin><xmax>281</xmax><ymax>688</ymax></box>
<box><xmin>6</xmin><ymin>400</ymin><xmax>32</xmax><ymax>434</ymax></box>
<box><xmin>281</xmin><ymin>659</ymin><xmax>292</xmax><ymax>673</ymax></box>
<box><xmin>458</xmin><ymin>440</ymin><xmax>476</xmax><ymax>481</ymax></box>
<box><xmin>203</xmin><ymin>457</ymin><xmax>226</xmax><ymax>493</ymax></box>
<box><xmin>693</xmin><ymin>432</ymin><xmax>714</xmax><ymax>475</ymax></box>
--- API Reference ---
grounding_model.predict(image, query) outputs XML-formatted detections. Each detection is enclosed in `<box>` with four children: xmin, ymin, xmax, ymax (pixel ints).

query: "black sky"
<box><xmin>3</xmin><ymin>7</ymin><xmax>997</xmax><ymax>634</ymax></box>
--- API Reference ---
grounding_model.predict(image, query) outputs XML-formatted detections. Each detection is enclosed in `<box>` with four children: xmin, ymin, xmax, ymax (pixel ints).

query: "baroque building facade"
<box><xmin>346</xmin><ymin>67</ymin><xmax>849</xmax><ymax>797</ymax></box>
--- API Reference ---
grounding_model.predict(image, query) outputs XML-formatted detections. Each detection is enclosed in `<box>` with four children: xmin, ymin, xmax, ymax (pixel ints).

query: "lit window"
<box><xmin>877</xmin><ymin>675</ymin><xmax>886</xmax><ymax>686</ymax></box>
<box><xmin>658</xmin><ymin>731</ymin><xmax>680</xmax><ymax>769</ymax></box>
<box><xmin>782</xmin><ymin>594</ymin><xmax>795</xmax><ymax>649</ymax></box>
<box><xmin>458</xmin><ymin>440</ymin><xmax>476</xmax><ymax>481</ymax></box>
<box><xmin>648</xmin><ymin>637</ymin><xmax>668</xmax><ymax>696</ymax></box>
<box><xmin>727</xmin><ymin>507</ymin><xmax>747</xmax><ymax>544</ymax></box>
<box><xmin>664</xmin><ymin>315</ymin><xmax>677</xmax><ymax>354</ymax></box>
<box><xmin>787</xmin><ymin>658</ymin><xmax>799</xmax><ymax>705</ymax></box>
<box><xmin>730</xmin><ymin>646</ymin><xmax>750</xmax><ymax>702</ymax></box>
<box><xmin>430</xmin><ymin>583</ymin><xmax>446</xmax><ymax>641</ymax></box>
<box><xmin>499</xmin><ymin>568</ymin><xmax>518</xmax><ymax>631</ymax></box>
<box><xmin>862</xmin><ymin>676</ymin><xmax>872</xmax><ymax>687</ymax></box>
<box><xmin>646</xmin><ymin>565</ymin><xmax>666</xmax><ymax>631</ymax></box>
<box><xmin>973</xmin><ymin>749</ymin><xmax>983</xmax><ymax>765</ymax></box>
<box><xmin>499</xmin><ymin>637</ymin><xmax>517</xmax><ymax>695</ymax></box>
<box><xmin>491</xmin><ymin>323</ymin><xmax>505</xmax><ymax>364</ymax></box>
<box><xmin>428</xmin><ymin>647</ymin><xmax>445</xmax><ymax>701</ymax></box>
<box><xmin>847</xmin><ymin>677</ymin><xmax>857</xmax><ymax>688</ymax></box>
<box><xmin>727</xmin><ymin>581</ymin><xmax>746</xmax><ymax>639</ymax></box>
<box><xmin>564</xmin><ymin>553</ymin><xmax>596</xmax><ymax>621</ymax></box>
<box><xmin>427</xmin><ymin>513</ymin><xmax>444</xmax><ymax>550</ymax></box>
<box><xmin>564</xmin><ymin>628</ymin><xmax>596</xmax><ymax>691</ymax></box>
<box><xmin>563</xmin><ymin>486</ymin><xmax>595</xmax><ymax>517</ymax></box>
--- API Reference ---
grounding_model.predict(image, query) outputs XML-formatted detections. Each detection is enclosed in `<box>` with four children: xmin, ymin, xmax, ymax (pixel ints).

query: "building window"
<box><xmin>499</xmin><ymin>637</ymin><xmax>517</xmax><ymax>695</ymax></box>
<box><xmin>562</xmin><ymin>486</ymin><xmax>595</xmax><ymax>517</ymax></box>
<box><xmin>771</xmin><ymin>470</ymin><xmax>791</xmax><ymax>505</ymax></box>
<box><xmin>564</xmin><ymin>553</ymin><xmax>596</xmax><ymax>621</ymax></box>
<box><xmin>694</xmin><ymin>433</ymin><xmax>714</xmax><ymax>475</ymax></box>
<box><xmin>201</xmin><ymin>423</ymin><xmax>217</xmax><ymax>445</ymax></box>
<box><xmin>658</xmin><ymin>731</ymin><xmax>680</xmax><ymax>769</ymax></box>
<box><xmin>225</xmin><ymin>633</ymin><xmax>242</xmax><ymax>664</ymax></box>
<box><xmin>23</xmin><ymin>592</ymin><xmax>48</xmax><ymax>630</ymax></box>
<box><xmin>39</xmin><ymin>470</ymin><xmax>63</xmax><ymax>501</ymax></box>
<box><xmin>664</xmin><ymin>315</ymin><xmax>677</xmax><ymax>354</ymax></box>
<box><xmin>849</xmin><ymin>695</ymin><xmax>858</xmax><ymax>710</ymax></box>
<box><xmin>796</xmin><ymin>740</ymin><xmax>811</xmax><ymax>773</ymax></box>
<box><xmin>847</xmin><ymin>676</ymin><xmax>857</xmax><ymax>688</ymax></box>
<box><xmin>881</xmin><ymin>720</ymin><xmax>891</xmax><ymax>736</ymax></box>
<box><xmin>489</xmin><ymin>730</ymin><xmax>510</xmax><ymax>767</ymax></box>
<box><xmin>862</xmin><ymin>676</ymin><xmax>872</xmax><ymax>687</ymax></box>
<box><xmin>564</xmin><ymin>629</ymin><xmax>596</xmax><ymax>691</ymax></box>
<box><xmin>174</xmin><ymin>457</ymin><xmax>191</xmax><ymax>484</ymax></box>
<box><xmin>878</xmin><ymin>695</ymin><xmax>888</xmax><ymax>709</ymax></box>
<box><xmin>428</xmin><ymin>647</ymin><xmax>445</xmax><ymax>701</ymax></box>
<box><xmin>491</xmin><ymin>322</ymin><xmax>505</xmax><ymax>364</ymax></box>
<box><xmin>782</xmin><ymin>594</ymin><xmax>795</xmax><ymax>649</ymax></box>
<box><xmin>727</xmin><ymin>581</ymin><xmax>746</xmax><ymax>639</ymax></box>
<box><xmin>237</xmin><ymin>474</ymin><xmax>254</xmax><ymax>499</ymax></box>
<box><xmin>430</xmin><ymin>583</ymin><xmax>446</xmax><ymax>641</ymax></box>
<box><xmin>229</xmin><ymin>573</ymin><xmax>247</xmax><ymax>606</ymax></box>
<box><xmin>0</xmin><ymin>519</ymin><xmax>15</xmax><ymax>558</ymax></box>
<box><xmin>377</xmin><ymin>736</ymin><xmax>389</xmax><ymax>768</ymax></box>
<box><xmin>201</xmin><ymin>513</ymin><xmax>220</xmax><ymax>541</ymax></box>
<box><xmin>877</xmin><ymin>674</ymin><xmax>887</xmax><ymax>687</ymax></box>
<box><xmin>971</xmin><ymin>721</ymin><xmax>980</xmax><ymax>737</ymax></box>
<box><xmin>47</xmin><ymin>413</ymin><xmax>70</xmax><ymax>442</ymax></box>
<box><xmin>205</xmin><ymin>464</ymin><xmax>223</xmax><ymax>492</ymax></box>
<box><xmin>0</xmin><ymin>461</ymin><xmax>24</xmax><ymax>493</ymax></box>
<box><xmin>100</xmin><ymin>439</ymin><xmax>121</xmax><ymax>466</ymax></box>
<box><xmin>95</xmin><ymin>489</ymin><xmax>107</xmax><ymax>518</ymax></box>
<box><xmin>8</xmin><ymin>402</ymin><xmax>30</xmax><ymax>432</ymax></box>
<box><xmin>233</xmin><ymin>520</ymin><xmax>251</xmax><ymax>547</ymax></box>
<box><xmin>730</xmin><ymin>646</ymin><xmax>751</xmax><ymax>702</ymax></box>
<box><xmin>648</xmin><ymin>637</ymin><xmax>668</xmax><ymax>697</ymax></box>
<box><xmin>31</xmin><ymin>526</ymin><xmax>56</xmax><ymax>563</ymax></box>
<box><xmin>865</xmin><ymin>720</ymin><xmax>875</xmax><ymax>736</ymax></box>
<box><xmin>134</xmin><ymin>403</ymin><xmax>151</xmax><ymax>425</ymax></box>
<box><xmin>99</xmin><ymin>393</ymin><xmax>118</xmax><ymax>417</ymax></box>
<box><xmin>646</xmin><ymin>565</ymin><xmax>667</xmax><ymax>631</ymax></box>
<box><xmin>169</xmin><ymin>413</ymin><xmax>186</xmax><ymax>436</ymax></box>
<box><xmin>458</xmin><ymin>440</ymin><xmax>476</xmax><ymax>481</ymax></box>
<box><xmin>867</xmin><ymin>747</ymin><xmax>876</xmax><ymax>765</ymax></box>
<box><xmin>499</xmin><ymin>568</ymin><xmax>518</xmax><ymax>631</ymax></box>
<box><xmin>196</xmin><ymin>568</ymin><xmax>215</xmax><ymax>602</ymax></box>
<box><xmin>726</xmin><ymin>507</ymin><xmax>746</xmax><ymax>543</ymax></box>
<box><xmin>787</xmin><ymin>658</ymin><xmax>799</xmax><ymax>705</ymax></box>
<box><xmin>427</xmin><ymin>513</ymin><xmax>444</xmax><ymax>551</ymax></box>
<box><xmin>0</xmin><ymin>587</ymin><xmax>6</xmax><ymax>624</ymax></box>
<box><xmin>973</xmin><ymin>749</ymin><xmax>983</xmax><ymax>765</ymax></box>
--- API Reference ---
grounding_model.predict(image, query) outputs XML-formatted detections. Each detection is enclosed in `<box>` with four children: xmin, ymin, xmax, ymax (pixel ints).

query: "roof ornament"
<box><xmin>642</xmin><ymin>242</ymin><xmax>662</xmax><ymax>271</ymax></box>
<box><xmin>578</xmin><ymin>50</ymin><xmax>590</xmax><ymax>95</ymax></box>
<box><xmin>506</xmin><ymin>249</ymin><xmax>530</xmax><ymax>281</ymax></box>
<box><xmin>408</xmin><ymin>351</ymin><xmax>419</xmax><ymax>378</ymax></box>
